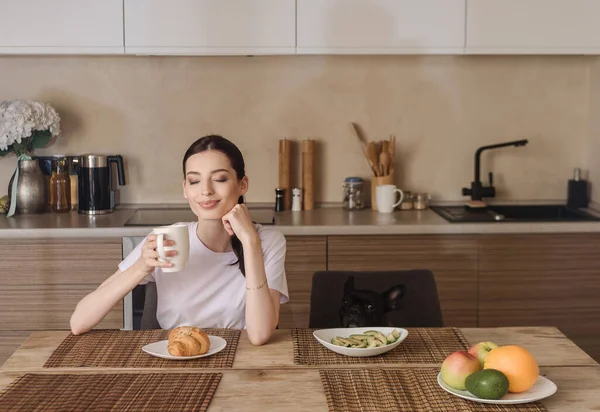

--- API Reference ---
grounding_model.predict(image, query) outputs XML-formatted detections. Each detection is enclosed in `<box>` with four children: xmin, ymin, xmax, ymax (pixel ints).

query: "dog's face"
<box><xmin>339</xmin><ymin>276</ymin><xmax>406</xmax><ymax>327</ymax></box>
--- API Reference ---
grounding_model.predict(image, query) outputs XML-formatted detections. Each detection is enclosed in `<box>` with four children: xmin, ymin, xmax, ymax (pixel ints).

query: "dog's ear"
<box><xmin>382</xmin><ymin>284</ymin><xmax>406</xmax><ymax>312</ymax></box>
<box><xmin>344</xmin><ymin>276</ymin><xmax>355</xmax><ymax>294</ymax></box>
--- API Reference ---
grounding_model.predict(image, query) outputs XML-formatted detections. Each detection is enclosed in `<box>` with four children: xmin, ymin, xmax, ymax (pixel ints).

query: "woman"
<box><xmin>70</xmin><ymin>135</ymin><xmax>289</xmax><ymax>346</ymax></box>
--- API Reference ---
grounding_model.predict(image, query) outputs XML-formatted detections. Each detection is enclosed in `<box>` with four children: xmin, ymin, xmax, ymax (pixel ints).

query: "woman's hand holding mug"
<box><xmin>135</xmin><ymin>224</ymin><xmax>190</xmax><ymax>275</ymax></box>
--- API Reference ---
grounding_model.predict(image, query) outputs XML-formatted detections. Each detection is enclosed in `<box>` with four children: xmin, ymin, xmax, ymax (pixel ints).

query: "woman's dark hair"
<box><xmin>183</xmin><ymin>134</ymin><xmax>247</xmax><ymax>276</ymax></box>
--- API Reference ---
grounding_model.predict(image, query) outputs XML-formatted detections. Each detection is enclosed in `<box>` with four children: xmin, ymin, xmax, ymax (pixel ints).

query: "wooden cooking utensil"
<box><xmin>389</xmin><ymin>134</ymin><xmax>396</xmax><ymax>174</ymax></box>
<box><xmin>350</xmin><ymin>123</ymin><xmax>377</xmax><ymax>176</ymax></box>
<box><xmin>379</xmin><ymin>151</ymin><xmax>391</xmax><ymax>176</ymax></box>
<box><xmin>366</xmin><ymin>142</ymin><xmax>380</xmax><ymax>177</ymax></box>
<box><xmin>381</xmin><ymin>140</ymin><xmax>389</xmax><ymax>155</ymax></box>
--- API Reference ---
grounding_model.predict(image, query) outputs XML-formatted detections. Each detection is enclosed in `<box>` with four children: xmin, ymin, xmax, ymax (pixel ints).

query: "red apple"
<box><xmin>440</xmin><ymin>351</ymin><xmax>481</xmax><ymax>390</ymax></box>
<box><xmin>468</xmin><ymin>341</ymin><xmax>499</xmax><ymax>367</ymax></box>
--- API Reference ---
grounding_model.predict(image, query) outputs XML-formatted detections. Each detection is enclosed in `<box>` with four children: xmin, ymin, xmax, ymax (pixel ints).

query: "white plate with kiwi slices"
<box><xmin>313</xmin><ymin>327</ymin><xmax>408</xmax><ymax>357</ymax></box>
<box><xmin>437</xmin><ymin>373</ymin><xmax>557</xmax><ymax>404</ymax></box>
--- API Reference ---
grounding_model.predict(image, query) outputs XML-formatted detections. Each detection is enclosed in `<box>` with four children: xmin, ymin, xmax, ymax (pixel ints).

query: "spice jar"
<box><xmin>413</xmin><ymin>193</ymin><xmax>431</xmax><ymax>210</ymax></box>
<box><xmin>50</xmin><ymin>155</ymin><xmax>71</xmax><ymax>213</ymax></box>
<box><xmin>342</xmin><ymin>177</ymin><xmax>365</xmax><ymax>210</ymax></box>
<box><xmin>400</xmin><ymin>191</ymin><xmax>414</xmax><ymax>210</ymax></box>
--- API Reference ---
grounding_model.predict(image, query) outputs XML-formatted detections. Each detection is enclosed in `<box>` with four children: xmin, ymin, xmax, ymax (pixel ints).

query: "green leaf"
<box><xmin>30</xmin><ymin>130</ymin><xmax>53</xmax><ymax>149</ymax></box>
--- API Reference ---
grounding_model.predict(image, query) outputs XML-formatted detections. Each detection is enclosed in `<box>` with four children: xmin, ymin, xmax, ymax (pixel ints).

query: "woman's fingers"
<box><xmin>141</xmin><ymin>235</ymin><xmax>177</xmax><ymax>268</ymax></box>
<box><xmin>223</xmin><ymin>220</ymin><xmax>234</xmax><ymax>236</ymax></box>
<box><xmin>145</xmin><ymin>258</ymin><xmax>173</xmax><ymax>268</ymax></box>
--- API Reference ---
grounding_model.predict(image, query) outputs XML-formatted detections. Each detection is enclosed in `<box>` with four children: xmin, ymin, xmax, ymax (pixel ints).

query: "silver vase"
<box><xmin>8</xmin><ymin>158</ymin><xmax>48</xmax><ymax>214</ymax></box>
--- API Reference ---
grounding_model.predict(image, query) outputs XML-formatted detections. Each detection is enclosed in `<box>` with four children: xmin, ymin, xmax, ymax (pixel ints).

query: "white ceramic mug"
<box><xmin>153</xmin><ymin>224</ymin><xmax>190</xmax><ymax>273</ymax></box>
<box><xmin>375</xmin><ymin>185</ymin><xmax>404</xmax><ymax>213</ymax></box>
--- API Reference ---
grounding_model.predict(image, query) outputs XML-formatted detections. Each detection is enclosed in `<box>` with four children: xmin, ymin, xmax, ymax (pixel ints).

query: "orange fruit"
<box><xmin>483</xmin><ymin>345</ymin><xmax>539</xmax><ymax>393</ymax></box>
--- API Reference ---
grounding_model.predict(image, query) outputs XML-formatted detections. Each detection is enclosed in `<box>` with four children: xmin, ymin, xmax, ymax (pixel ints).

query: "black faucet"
<box><xmin>462</xmin><ymin>139</ymin><xmax>529</xmax><ymax>201</ymax></box>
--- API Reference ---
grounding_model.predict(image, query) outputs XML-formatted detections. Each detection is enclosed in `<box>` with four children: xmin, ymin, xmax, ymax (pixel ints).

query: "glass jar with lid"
<box><xmin>413</xmin><ymin>193</ymin><xmax>431</xmax><ymax>210</ymax></box>
<box><xmin>50</xmin><ymin>155</ymin><xmax>71</xmax><ymax>213</ymax></box>
<box><xmin>342</xmin><ymin>177</ymin><xmax>365</xmax><ymax>210</ymax></box>
<box><xmin>400</xmin><ymin>191</ymin><xmax>414</xmax><ymax>210</ymax></box>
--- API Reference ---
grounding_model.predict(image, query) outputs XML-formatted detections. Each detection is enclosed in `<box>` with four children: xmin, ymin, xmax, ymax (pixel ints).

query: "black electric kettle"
<box><xmin>77</xmin><ymin>154</ymin><xmax>126</xmax><ymax>215</ymax></box>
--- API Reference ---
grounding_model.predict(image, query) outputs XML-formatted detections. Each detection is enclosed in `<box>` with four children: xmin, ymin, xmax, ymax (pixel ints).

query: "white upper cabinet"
<box><xmin>296</xmin><ymin>0</ymin><xmax>466</xmax><ymax>54</ymax></box>
<box><xmin>124</xmin><ymin>0</ymin><xmax>296</xmax><ymax>55</ymax></box>
<box><xmin>466</xmin><ymin>0</ymin><xmax>600</xmax><ymax>54</ymax></box>
<box><xmin>0</xmin><ymin>0</ymin><xmax>124</xmax><ymax>54</ymax></box>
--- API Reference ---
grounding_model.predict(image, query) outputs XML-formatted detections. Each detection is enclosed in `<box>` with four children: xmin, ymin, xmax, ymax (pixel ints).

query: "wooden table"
<box><xmin>1</xmin><ymin>327</ymin><xmax>600</xmax><ymax>411</ymax></box>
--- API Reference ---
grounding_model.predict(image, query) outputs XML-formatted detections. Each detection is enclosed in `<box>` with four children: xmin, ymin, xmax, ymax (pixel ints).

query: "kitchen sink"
<box><xmin>431</xmin><ymin>204</ymin><xmax>600</xmax><ymax>223</ymax></box>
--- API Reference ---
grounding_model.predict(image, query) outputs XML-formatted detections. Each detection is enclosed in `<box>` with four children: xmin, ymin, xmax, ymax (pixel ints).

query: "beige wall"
<box><xmin>590</xmin><ymin>57</ymin><xmax>600</xmax><ymax>204</ymax></box>
<box><xmin>0</xmin><ymin>55</ymin><xmax>593</xmax><ymax>205</ymax></box>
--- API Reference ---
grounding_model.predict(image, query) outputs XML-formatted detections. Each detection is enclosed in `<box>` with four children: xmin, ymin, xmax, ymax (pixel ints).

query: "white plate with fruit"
<box><xmin>313</xmin><ymin>327</ymin><xmax>408</xmax><ymax>357</ymax></box>
<box><xmin>438</xmin><ymin>341</ymin><xmax>557</xmax><ymax>404</ymax></box>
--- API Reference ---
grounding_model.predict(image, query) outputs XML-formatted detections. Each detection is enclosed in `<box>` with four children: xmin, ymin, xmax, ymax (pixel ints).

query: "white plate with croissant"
<box><xmin>142</xmin><ymin>326</ymin><xmax>227</xmax><ymax>360</ymax></box>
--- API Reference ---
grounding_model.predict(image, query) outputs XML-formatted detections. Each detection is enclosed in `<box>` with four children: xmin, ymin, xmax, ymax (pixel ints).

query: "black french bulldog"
<box><xmin>339</xmin><ymin>276</ymin><xmax>406</xmax><ymax>328</ymax></box>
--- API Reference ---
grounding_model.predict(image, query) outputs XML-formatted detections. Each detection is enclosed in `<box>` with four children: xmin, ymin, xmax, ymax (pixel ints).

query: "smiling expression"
<box><xmin>183</xmin><ymin>150</ymin><xmax>248</xmax><ymax>220</ymax></box>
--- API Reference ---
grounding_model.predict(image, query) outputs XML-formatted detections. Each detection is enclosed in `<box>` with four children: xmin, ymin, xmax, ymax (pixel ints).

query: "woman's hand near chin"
<box><xmin>221</xmin><ymin>204</ymin><xmax>259</xmax><ymax>246</ymax></box>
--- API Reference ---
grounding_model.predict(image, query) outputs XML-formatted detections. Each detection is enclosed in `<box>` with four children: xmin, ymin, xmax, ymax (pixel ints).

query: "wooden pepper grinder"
<box><xmin>302</xmin><ymin>139</ymin><xmax>315</xmax><ymax>210</ymax></box>
<box><xmin>278</xmin><ymin>139</ymin><xmax>292</xmax><ymax>210</ymax></box>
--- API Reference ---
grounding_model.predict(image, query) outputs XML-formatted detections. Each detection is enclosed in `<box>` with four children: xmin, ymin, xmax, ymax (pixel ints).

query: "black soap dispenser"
<box><xmin>567</xmin><ymin>168</ymin><xmax>589</xmax><ymax>208</ymax></box>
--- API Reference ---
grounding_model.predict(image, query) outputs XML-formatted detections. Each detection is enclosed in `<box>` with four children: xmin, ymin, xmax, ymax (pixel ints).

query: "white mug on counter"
<box><xmin>375</xmin><ymin>185</ymin><xmax>404</xmax><ymax>213</ymax></box>
<box><xmin>153</xmin><ymin>224</ymin><xmax>190</xmax><ymax>272</ymax></box>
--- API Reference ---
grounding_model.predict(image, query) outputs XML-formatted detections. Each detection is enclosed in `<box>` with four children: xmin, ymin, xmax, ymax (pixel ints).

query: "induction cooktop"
<box><xmin>124</xmin><ymin>208</ymin><xmax>275</xmax><ymax>226</ymax></box>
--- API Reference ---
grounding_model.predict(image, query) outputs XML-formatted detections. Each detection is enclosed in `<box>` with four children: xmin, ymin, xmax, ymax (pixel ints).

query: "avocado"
<box><xmin>331</xmin><ymin>337</ymin><xmax>344</xmax><ymax>346</ymax></box>
<box><xmin>386</xmin><ymin>333</ymin><xmax>396</xmax><ymax>343</ymax></box>
<box><xmin>343</xmin><ymin>337</ymin><xmax>364</xmax><ymax>346</ymax></box>
<box><xmin>367</xmin><ymin>339</ymin><xmax>380</xmax><ymax>348</ymax></box>
<box><xmin>335</xmin><ymin>337</ymin><xmax>353</xmax><ymax>347</ymax></box>
<box><xmin>363</xmin><ymin>330</ymin><xmax>379</xmax><ymax>336</ymax></box>
<box><xmin>391</xmin><ymin>329</ymin><xmax>400</xmax><ymax>339</ymax></box>
<box><xmin>465</xmin><ymin>369</ymin><xmax>510</xmax><ymax>400</ymax></box>
<box><xmin>352</xmin><ymin>341</ymin><xmax>367</xmax><ymax>348</ymax></box>
<box><xmin>350</xmin><ymin>334</ymin><xmax>369</xmax><ymax>341</ymax></box>
<box><xmin>374</xmin><ymin>332</ymin><xmax>388</xmax><ymax>345</ymax></box>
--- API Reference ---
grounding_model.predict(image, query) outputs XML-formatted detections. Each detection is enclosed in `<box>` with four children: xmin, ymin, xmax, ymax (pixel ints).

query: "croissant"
<box><xmin>167</xmin><ymin>326</ymin><xmax>211</xmax><ymax>356</ymax></box>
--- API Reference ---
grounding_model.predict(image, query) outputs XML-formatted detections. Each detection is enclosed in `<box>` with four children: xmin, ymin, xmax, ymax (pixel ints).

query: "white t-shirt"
<box><xmin>119</xmin><ymin>222</ymin><xmax>289</xmax><ymax>330</ymax></box>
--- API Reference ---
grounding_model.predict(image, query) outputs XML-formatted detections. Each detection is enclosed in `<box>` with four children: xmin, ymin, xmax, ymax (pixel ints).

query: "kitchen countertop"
<box><xmin>2</xmin><ymin>204</ymin><xmax>600</xmax><ymax>238</ymax></box>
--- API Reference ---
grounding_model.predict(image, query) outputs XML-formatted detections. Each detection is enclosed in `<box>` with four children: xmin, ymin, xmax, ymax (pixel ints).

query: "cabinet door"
<box><xmin>328</xmin><ymin>235</ymin><xmax>478</xmax><ymax>327</ymax></box>
<box><xmin>0</xmin><ymin>0</ymin><xmax>124</xmax><ymax>54</ymax></box>
<box><xmin>0</xmin><ymin>238</ymin><xmax>124</xmax><ymax>331</ymax></box>
<box><xmin>279</xmin><ymin>236</ymin><xmax>327</xmax><ymax>329</ymax></box>
<box><xmin>479</xmin><ymin>234</ymin><xmax>600</xmax><ymax>362</ymax></box>
<box><xmin>124</xmin><ymin>0</ymin><xmax>296</xmax><ymax>55</ymax></box>
<box><xmin>466</xmin><ymin>0</ymin><xmax>600</xmax><ymax>54</ymax></box>
<box><xmin>297</xmin><ymin>0</ymin><xmax>465</xmax><ymax>54</ymax></box>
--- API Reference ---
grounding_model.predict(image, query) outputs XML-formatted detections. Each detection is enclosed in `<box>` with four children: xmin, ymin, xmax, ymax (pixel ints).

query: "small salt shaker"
<box><xmin>292</xmin><ymin>188</ymin><xmax>302</xmax><ymax>211</ymax></box>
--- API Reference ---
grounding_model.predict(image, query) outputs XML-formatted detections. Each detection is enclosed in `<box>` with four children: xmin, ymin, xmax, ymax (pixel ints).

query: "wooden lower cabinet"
<box><xmin>478</xmin><ymin>234</ymin><xmax>600</xmax><ymax>362</ymax></box>
<box><xmin>2</xmin><ymin>232</ymin><xmax>598</xmax><ymax>364</ymax></box>
<box><xmin>0</xmin><ymin>238</ymin><xmax>123</xmax><ymax>364</ymax></box>
<box><xmin>327</xmin><ymin>235</ymin><xmax>479</xmax><ymax>327</ymax></box>
<box><xmin>279</xmin><ymin>236</ymin><xmax>327</xmax><ymax>329</ymax></box>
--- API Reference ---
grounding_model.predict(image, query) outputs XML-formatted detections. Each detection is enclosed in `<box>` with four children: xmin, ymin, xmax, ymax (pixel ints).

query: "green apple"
<box><xmin>468</xmin><ymin>341</ymin><xmax>499</xmax><ymax>367</ymax></box>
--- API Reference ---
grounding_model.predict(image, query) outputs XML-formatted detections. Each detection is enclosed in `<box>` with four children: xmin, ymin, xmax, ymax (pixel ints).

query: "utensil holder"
<box><xmin>371</xmin><ymin>175</ymin><xmax>394</xmax><ymax>211</ymax></box>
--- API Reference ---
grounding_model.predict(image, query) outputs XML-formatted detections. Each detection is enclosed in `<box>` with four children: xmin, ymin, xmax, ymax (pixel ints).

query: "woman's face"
<box><xmin>183</xmin><ymin>150</ymin><xmax>248</xmax><ymax>220</ymax></box>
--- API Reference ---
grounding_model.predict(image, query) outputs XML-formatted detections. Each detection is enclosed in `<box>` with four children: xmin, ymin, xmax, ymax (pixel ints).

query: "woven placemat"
<box><xmin>319</xmin><ymin>368</ymin><xmax>548</xmax><ymax>412</ymax></box>
<box><xmin>293</xmin><ymin>327</ymin><xmax>469</xmax><ymax>365</ymax></box>
<box><xmin>44</xmin><ymin>329</ymin><xmax>240</xmax><ymax>368</ymax></box>
<box><xmin>0</xmin><ymin>373</ymin><xmax>221</xmax><ymax>412</ymax></box>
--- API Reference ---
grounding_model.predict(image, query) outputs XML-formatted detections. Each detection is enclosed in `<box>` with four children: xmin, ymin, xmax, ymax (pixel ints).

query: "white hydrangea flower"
<box><xmin>0</xmin><ymin>100</ymin><xmax>61</xmax><ymax>154</ymax></box>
